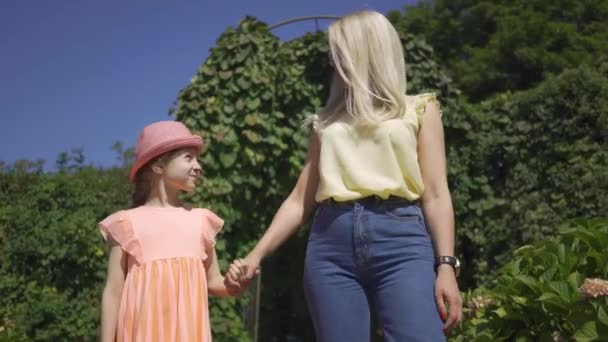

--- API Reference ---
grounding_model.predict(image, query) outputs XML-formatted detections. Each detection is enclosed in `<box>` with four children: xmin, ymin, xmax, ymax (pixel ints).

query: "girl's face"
<box><xmin>160</xmin><ymin>148</ymin><xmax>202</xmax><ymax>192</ymax></box>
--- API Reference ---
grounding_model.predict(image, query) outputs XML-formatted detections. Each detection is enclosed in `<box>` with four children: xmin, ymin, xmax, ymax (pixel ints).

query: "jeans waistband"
<box><xmin>321</xmin><ymin>195</ymin><xmax>419</xmax><ymax>208</ymax></box>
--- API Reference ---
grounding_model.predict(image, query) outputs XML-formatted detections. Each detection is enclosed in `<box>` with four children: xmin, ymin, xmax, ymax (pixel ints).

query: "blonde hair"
<box><xmin>313</xmin><ymin>10</ymin><xmax>407</xmax><ymax>128</ymax></box>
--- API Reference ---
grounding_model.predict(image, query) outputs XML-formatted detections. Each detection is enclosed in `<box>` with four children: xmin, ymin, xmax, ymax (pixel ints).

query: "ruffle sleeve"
<box><xmin>199</xmin><ymin>208</ymin><xmax>224</xmax><ymax>260</ymax></box>
<box><xmin>414</xmin><ymin>92</ymin><xmax>443</xmax><ymax>128</ymax></box>
<box><xmin>98</xmin><ymin>210</ymin><xmax>144</xmax><ymax>264</ymax></box>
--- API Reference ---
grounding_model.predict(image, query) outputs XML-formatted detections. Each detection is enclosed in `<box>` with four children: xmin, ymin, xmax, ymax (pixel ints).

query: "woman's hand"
<box><xmin>224</xmin><ymin>259</ymin><xmax>246</xmax><ymax>296</ymax></box>
<box><xmin>241</xmin><ymin>254</ymin><xmax>262</xmax><ymax>281</ymax></box>
<box><xmin>225</xmin><ymin>257</ymin><xmax>261</xmax><ymax>296</ymax></box>
<box><xmin>434</xmin><ymin>265</ymin><xmax>463</xmax><ymax>334</ymax></box>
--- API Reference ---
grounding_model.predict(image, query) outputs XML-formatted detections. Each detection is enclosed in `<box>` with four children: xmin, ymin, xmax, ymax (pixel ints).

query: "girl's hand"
<box><xmin>225</xmin><ymin>259</ymin><xmax>259</xmax><ymax>296</ymax></box>
<box><xmin>224</xmin><ymin>259</ymin><xmax>245</xmax><ymax>296</ymax></box>
<box><xmin>224</xmin><ymin>275</ymin><xmax>241</xmax><ymax>297</ymax></box>
<box><xmin>434</xmin><ymin>266</ymin><xmax>463</xmax><ymax>335</ymax></box>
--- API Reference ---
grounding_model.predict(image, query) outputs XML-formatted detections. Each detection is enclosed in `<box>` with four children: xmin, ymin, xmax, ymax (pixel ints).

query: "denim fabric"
<box><xmin>303</xmin><ymin>197</ymin><xmax>445</xmax><ymax>342</ymax></box>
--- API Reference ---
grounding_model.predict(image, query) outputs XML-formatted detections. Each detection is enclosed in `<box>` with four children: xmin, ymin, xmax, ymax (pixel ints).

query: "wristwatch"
<box><xmin>435</xmin><ymin>256</ymin><xmax>460</xmax><ymax>277</ymax></box>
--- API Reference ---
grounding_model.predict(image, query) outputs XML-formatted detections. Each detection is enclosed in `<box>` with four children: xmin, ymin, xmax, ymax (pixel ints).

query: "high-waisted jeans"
<box><xmin>303</xmin><ymin>197</ymin><xmax>445</xmax><ymax>341</ymax></box>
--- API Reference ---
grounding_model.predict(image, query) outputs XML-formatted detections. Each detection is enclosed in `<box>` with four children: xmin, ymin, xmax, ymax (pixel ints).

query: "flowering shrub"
<box><xmin>451</xmin><ymin>218</ymin><xmax>608</xmax><ymax>341</ymax></box>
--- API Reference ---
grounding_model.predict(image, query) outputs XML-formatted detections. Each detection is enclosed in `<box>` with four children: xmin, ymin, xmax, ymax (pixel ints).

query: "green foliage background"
<box><xmin>1</xmin><ymin>1</ymin><xmax>607</xmax><ymax>340</ymax></box>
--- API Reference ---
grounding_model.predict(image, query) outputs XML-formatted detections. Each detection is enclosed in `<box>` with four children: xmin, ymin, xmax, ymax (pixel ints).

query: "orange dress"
<box><xmin>99</xmin><ymin>206</ymin><xmax>223</xmax><ymax>342</ymax></box>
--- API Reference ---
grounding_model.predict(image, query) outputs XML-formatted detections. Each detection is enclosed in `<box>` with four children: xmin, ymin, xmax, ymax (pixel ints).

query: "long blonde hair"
<box><xmin>315</xmin><ymin>10</ymin><xmax>407</xmax><ymax>128</ymax></box>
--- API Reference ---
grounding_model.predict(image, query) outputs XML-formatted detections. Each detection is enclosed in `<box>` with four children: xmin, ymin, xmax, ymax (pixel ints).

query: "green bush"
<box><xmin>0</xmin><ymin>165</ymin><xmax>131</xmax><ymax>341</ymax></box>
<box><xmin>451</xmin><ymin>218</ymin><xmax>608</xmax><ymax>341</ymax></box>
<box><xmin>389</xmin><ymin>0</ymin><xmax>608</xmax><ymax>101</ymax></box>
<box><xmin>453</xmin><ymin>64</ymin><xmax>608</xmax><ymax>285</ymax></box>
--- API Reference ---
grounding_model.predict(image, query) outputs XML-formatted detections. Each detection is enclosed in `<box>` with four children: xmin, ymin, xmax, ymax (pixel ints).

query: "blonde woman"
<box><xmin>227</xmin><ymin>10</ymin><xmax>462</xmax><ymax>341</ymax></box>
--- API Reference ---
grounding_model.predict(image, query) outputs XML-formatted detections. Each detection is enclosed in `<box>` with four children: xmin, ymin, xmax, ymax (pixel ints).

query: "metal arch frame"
<box><xmin>268</xmin><ymin>15</ymin><xmax>340</xmax><ymax>31</ymax></box>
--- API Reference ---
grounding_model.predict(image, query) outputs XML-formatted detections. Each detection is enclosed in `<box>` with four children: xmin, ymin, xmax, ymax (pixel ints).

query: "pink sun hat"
<box><xmin>129</xmin><ymin>121</ymin><xmax>203</xmax><ymax>182</ymax></box>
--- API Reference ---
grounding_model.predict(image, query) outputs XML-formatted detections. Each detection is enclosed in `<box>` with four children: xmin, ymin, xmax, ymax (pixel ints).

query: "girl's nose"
<box><xmin>193</xmin><ymin>161</ymin><xmax>202</xmax><ymax>174</ymax></box>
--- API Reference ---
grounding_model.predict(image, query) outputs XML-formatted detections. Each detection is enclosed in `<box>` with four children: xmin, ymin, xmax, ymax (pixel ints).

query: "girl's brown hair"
<box><xmin>130</xmin><ymin>150</ymin><xmax>181</xmax><ymax>208</ymax></box>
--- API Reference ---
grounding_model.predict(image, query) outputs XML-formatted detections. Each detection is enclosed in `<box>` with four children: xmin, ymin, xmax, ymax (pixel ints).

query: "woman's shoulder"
<box><xmin>405</xmin><ymin>92</ymin><xmax>438</xmax><ymax>104</ymax></box>
<box><xmin>405</xmin><ymin>92</ymin><xmax>441</xmax><ymax>121</ymax></box>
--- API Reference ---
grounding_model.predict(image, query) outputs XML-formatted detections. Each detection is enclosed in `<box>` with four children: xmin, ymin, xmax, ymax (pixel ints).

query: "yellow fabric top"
<box><xmin>313</xmin><ymin>93</ymin><xmax>441</xmax><ymax>202</ymax></box>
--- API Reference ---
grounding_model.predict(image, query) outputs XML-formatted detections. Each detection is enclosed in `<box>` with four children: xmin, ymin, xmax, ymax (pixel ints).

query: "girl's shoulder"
<box><xmin>97</xmin><ymin>209</ymin><xmax>143</xmax><ymax>263</ymax></box>
<box><xmin>110</xmin><ymin>206</ymin><xmax>224</xmax><ymax>229</ymax></box>
<box><xmin>195</xmin><ymin>208</ymin><xmax>224</xmax><ymax>231</ymax></box>
<box><xmin>193</xmin><ymin>208</ymin><xmax>225</xmax><ymax>252</ymax></box>
<box><xmin>99</xmin><ymin>209</ymin><xmax>128</xmax><ymax>228</ymax></box>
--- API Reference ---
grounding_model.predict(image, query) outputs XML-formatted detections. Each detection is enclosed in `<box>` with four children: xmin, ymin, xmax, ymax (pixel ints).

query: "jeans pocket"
<box><xmin>309</xmin><ymin>204</ymin><xmax>327</xmax><ymax>241</ymax></box>
<box><xmin>383</xmin><ymin>204</ymin><xmax>421</xmax><ymax>222</ymax></box>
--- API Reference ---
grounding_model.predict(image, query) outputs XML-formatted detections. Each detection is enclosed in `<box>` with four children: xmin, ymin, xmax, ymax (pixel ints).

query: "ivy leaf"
<box><xmin>219</xmin><ymin>152</ymin><xmax>237</xmax><ymax>167</ymax></box>
<box><xmin>219</xmin><ymin>70</ymin><xmax>232</xmax><ymax>80</ymax></box>
<box><xmin>244</xmin><ymin>114</ymin><xmax>258</xmax><ymax>126</ymax></box>
<box><xmin>243</xmin><ymin>130</ymin><xmax>262</xmax><ymax>143</ymax></box>
<box><xmin>247</xmin><ymin>98</ymin><xmax>261</xmax><ymax>110</ymax></box>
<box><xmin>223</xmin><ymin>104</ymin><xmax>234</xmax><ymax>114</ymax></box>
<box><xmin>237</xmin><ymin>77</ymin><xmax>250</xmax><ymax>90</ymax></box>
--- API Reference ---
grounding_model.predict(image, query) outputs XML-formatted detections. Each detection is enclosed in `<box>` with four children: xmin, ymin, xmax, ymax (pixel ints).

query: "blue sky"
<box><xmin>0</xmin><ymin>0</ymin><xmax>415</xmax><ymax>170</ymax></box>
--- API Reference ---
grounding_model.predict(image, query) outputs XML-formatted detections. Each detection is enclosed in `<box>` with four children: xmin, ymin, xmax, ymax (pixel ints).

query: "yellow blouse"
<box><xmin>313</xmin><ymin>93</ymin><xmax>440</xmax><ymax>202</ymax></box>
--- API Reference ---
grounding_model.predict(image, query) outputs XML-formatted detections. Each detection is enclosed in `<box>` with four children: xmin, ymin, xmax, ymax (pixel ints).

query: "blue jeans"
<box><xmin>303</xmin><ymin>197</ymin><xmax>445</xmax><ymax>342</ymax></box>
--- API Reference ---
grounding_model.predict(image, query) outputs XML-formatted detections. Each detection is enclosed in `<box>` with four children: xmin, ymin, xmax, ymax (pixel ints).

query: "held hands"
<box><xmin>434</xmin><ymin>265</ymin><xmax>463</xmax><ymax>335</ymax></box>
<box><xmin>224</xmin><ymin>255</ymin><xmax>261</xmax><ymax>297</ymax></box>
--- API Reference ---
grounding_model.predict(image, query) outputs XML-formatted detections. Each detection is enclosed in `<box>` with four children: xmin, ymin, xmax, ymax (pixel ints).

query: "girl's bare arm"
<box><xmin>101</xmin><ymin>240</ymin><xmax>126</xmax><ymax>342</ymax></box>
<box><xmin>206</xmin><ymin>247</ymin><xmax>232</xmax><ymax>297</ymax></box>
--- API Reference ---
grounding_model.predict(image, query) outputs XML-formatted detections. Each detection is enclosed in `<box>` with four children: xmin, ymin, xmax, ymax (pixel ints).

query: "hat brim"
<box><xmin>129</xmin><ymin>136</ymin><xmax>203</xmax><ymax>182</ymax></box>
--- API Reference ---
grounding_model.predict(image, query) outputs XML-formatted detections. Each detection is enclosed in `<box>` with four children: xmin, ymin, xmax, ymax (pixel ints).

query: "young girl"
<box><xmin>99</xmin><ymin>121</ymin><xmax>243</xmax><ymax>342</ymax></box>
<box><xmin>228</xmin><ymin>10</ymin><xmax>462</xmax><ymax>341</ymax></box>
